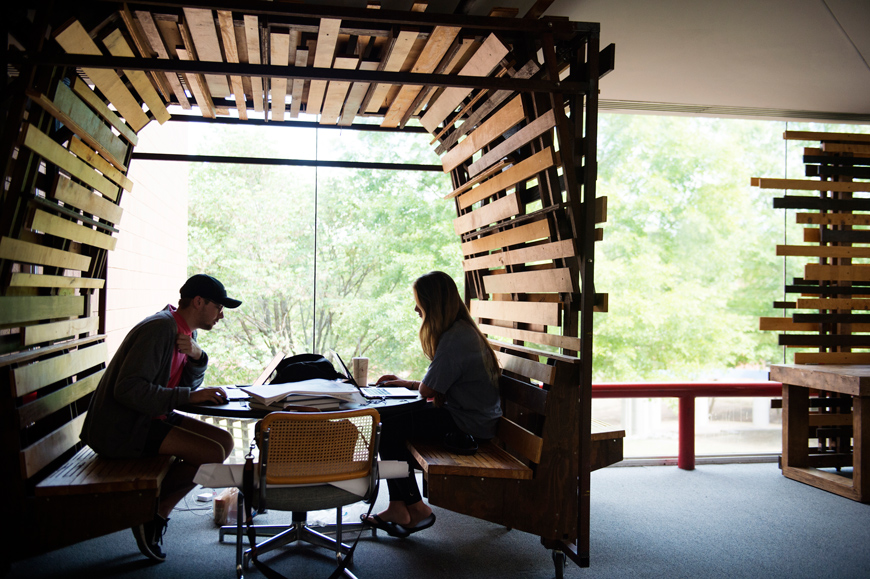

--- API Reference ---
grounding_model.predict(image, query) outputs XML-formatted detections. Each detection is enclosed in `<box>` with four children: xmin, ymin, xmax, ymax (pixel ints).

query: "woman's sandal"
<box><xmin>361</xmin><ymin>514</ymin><xmax>410</xmax><ymax>538</ymax></box>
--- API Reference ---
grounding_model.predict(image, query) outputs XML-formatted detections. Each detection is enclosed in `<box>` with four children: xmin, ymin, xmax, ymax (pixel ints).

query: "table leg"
<box><xmin>782</xmin><ymin>384</ymin><xmax>809</xmax><ymax>468</ymax></box>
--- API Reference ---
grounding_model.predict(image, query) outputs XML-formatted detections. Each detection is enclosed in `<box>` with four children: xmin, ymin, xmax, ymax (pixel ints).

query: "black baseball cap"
<box><xmin>180</xmin><ymin>274</ymin><xmax>242</xmax><ymax>309</ymax></box>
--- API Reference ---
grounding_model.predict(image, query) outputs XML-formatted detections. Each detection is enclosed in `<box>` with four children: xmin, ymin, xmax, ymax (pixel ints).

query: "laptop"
<box><xmin>333</xmin><ymin>351</ymin><xmax>419</xmax><ymax>400</ymax></box>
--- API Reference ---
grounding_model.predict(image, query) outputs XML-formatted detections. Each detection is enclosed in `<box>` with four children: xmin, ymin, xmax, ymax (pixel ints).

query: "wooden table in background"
<box><xmin>770</xmin><ymin>364</ymin><xmax>869</xmax><ymax>503</ymax></box>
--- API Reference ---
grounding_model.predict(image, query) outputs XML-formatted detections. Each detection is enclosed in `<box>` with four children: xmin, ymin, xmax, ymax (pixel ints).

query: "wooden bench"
<box><xmin>407</xmin><ymin>343</ymin><xmax>624</xmax><ymax>572</ymax></box>
<box><xmin>2</xmin><ymin>336</ymin><xmax>172</xmax><ymax>561</ymax></box>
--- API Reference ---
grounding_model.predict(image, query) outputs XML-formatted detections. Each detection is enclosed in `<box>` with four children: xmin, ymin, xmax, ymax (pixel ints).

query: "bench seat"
<box><xmin>408</xmin><ymin>439</ymin><xmax>533</xmax><ymax>480</ymax></box>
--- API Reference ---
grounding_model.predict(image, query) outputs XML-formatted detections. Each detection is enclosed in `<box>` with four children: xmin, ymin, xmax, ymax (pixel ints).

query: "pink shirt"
<box><xmin>168</xmin><ymin>305</ymin><xmax>192</xmax><ymax>388</ymax></box>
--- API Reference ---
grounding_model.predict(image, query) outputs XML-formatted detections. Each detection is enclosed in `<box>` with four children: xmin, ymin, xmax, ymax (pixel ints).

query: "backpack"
<box><xmin>269</xmin><ymin>353</ymin><xmax>343</xmax><ymax>384</ymax></box>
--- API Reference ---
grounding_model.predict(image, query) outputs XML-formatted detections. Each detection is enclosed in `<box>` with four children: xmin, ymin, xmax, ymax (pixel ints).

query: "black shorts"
<box><xmin>142</xmin><ymin>411</ymin><xmax>184</xmax><ymax>456</ymax></box>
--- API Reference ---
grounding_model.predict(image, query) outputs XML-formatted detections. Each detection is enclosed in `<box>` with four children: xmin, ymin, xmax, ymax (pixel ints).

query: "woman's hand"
<box><xmin>377</xmin><ymin>375</ymin><xmax>419</xmax><ymax>391</ymax></box>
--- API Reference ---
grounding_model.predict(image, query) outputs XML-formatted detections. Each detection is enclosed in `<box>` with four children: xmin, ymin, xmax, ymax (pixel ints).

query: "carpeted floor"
<box><xmin>7</xmin><ymin>463</ymin><xmax>870</xmax><ymax>578</ymax></box>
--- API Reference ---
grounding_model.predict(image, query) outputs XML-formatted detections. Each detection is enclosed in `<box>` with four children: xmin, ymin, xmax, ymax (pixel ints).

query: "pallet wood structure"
<box><xmin>1</xmin><ymin>0</ymin><xmax>614</xmax><ymax>572</ymax></box>
<box><xmin>755</xmin><ymin>131</ymin><xmax>870</xmax><ymax>501</ymax></box>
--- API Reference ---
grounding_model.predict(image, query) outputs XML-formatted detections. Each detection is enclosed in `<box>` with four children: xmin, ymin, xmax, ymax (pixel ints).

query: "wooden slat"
<box><xmin>12</xmin><ymin>341</ymin><xmax>107</xmax><ymax>397</ymax></box>
<box><xmin>463</xmin><ymin>239</ymin><xmax>575</xmax><ymax>272</ymax></box>
<box><xmin>461</xmin><ymin>219</ymin><xmax>550</xmax><ymax>256</ymax></box>
<box><xmin>805</xmin><ymin>264</ymin><xmax>870</xmax><ymax>282</ymax></box>
<box><xmin>26</xmin><ymin>82</ymin><xmax>128</xmax><ymax>171</ymax></box>
<box><xmin>435</xmin><ymin>59</ymin><xmax>539</xmax><ymax>156</ymax></box>
<box><xmin>453</xmin><ymin>193</ymin><xmax>522</xmax><ymax>235</ymax></box>
<box><xmin>67</xmin><ymin>137</ymin><xmax>133</xmax><ymax>192</ymax></box>
<box><xmin>0</xmin><ymin>335</ymin><xmax>104</xmax><ymax>369</ymax></box>
<box><xmin>35</xmin><ymin>446</ymin><xmax>174</xmax><ymax>496</ymax></box>
<box><xmin>102</xmin><ymin>29</ymin><xmax>170</xmax><ymax>124</ymax></box>
<box><xmin>22</xmin><ymin>123</ymin><xmax>120</xmax><ymax>201</ymax></box>
<box><xmin>468</xmin><ymin>110</ymin><xmax>557</xmax><ymax>178</ymax></box>
<box><xmin>470</xmin><ymin>298</ymin><xmax>561</xmax><ymax>326</ymax></box>
<box><xmin>458</xmin><ymin>147</ymin><xmax>555</xmax><ymax>210</ymax></box>
<box><xmin>491</xmin><ymin>340</ymin><xmax>580</xmax><ymax>365</ymax></box>
<box><xmin>591</xmin><ymin>418</ymin><xmax>626</xmax><ymax>442</ymax></box>
<box><xmin>785</xmin><ymin>131</ymin><xmax>870</xmax><ymax>143</ymax></box>
<box><xmin>795</xmin><ymin>352</ymin><xmax>870</xmax><ymax>364</ymax></box>
<box><xmin>54</xmin><ymin>177</ymin><xmax>124</xmax><ymax>225</ymax></box>
<box><xmin>808</xmin><ymin>413</ymin><xmax>853</xmax><ymax>427</ymax></box>
<box><xmin>176</xmin><ymin>43</ymin><xmax>216</xmax><ymax>118</ymax></box>
<box><xmin>72</xmin><ymin>79</ymin><xmax>138</xmax><ymax>145</ymax></box>
<box><xmin>759</xmin><ymin>317</ymin><xmax>819</xmax><ymax>332</ymax></box>
<box><xmin>445</xmin><ymin>159</ymin><xmax>511</xmax><ymax>200</ymax></box>
<box><xmin>21</xmin><ymin>316</ymin><xmax>101</xmax><ymax>346</ymax></box>
<box><xmin>269</xmin><ymin>31</ymin><xmax>290</xmax><ymax>121</ymax></box>
<box><xmin>442</xmin><ymin>95</ymin><xmax>525</xmax><ymax>173</ymax></box>
<box><xmin>243</xmin><ymin>15</ymin><xmax>264</xmax><ymax>113</ymax></box>
<box><xmin>483</xmin><ymin>267</ymin><xmax>574</xmax><ymax>294</ymax></box>
<box><xmin>495</xmin><ymin>349</ymin><xmax>557</xmax><ymax>385</ymax></box>
<box><xmin>365</xmin><ymin>29</ymin><xmax>418</xmax><ymax>113</ymax></box>
<box><xmin>119</xmin><ymin>5</ymin><xmax>171</xmax><ymax>102</ymax></box>
<box><xmin>420</xmin><ymin>34</ymin><xmax>509</xmax><ymax>133</ymax></box>
<box><xmin>17</xmin><ymin>370</ymin><xmax>102</xmax><ymax>426</ymax></box>
<box><xmin>496</xmin><ymin>417</ymin><xmax>543</xmax><ymax>463</ymax></box>
<box><xmin>182</xmin><ymin>7</ymin><xmax>231</xmax><ymax>97</ymax></box>
<box><xmin>21</xmin><ymin>413</ymin><xmax>87</xmax><ymax>480</ymax></box>
<box><xmin>796</xmin><ymin>212</ymin><xmax>870</xmax><ymax>226</ymax></box>
<box><xmin>381</xmin><ymin>26</ymin><xmax>460</xmax><ymax>127</ymax></box>
<box><xmin>340</xmin><ymin>60</ymin><xmax>379</xmax><ymax>126</ymax></box>
<box><xmin>822</xmin><ymin>143</ymin><xmax>870</xmax><ymax>155</ymax></box>
<box><xmin>217</xmin><ymin>10</ymin><xmax>248</xmax><ymax>120</ymax></box>
<box><xmin>135</xmin><ymin>10</ymin><xmax>191</xmax><ymax>110</ymax></box>
<box><xmin>31</xmin><ymin>209</ymin><xmax>117</xmax><ymax>252</ymax></box>
<box><xmin>0</xmin><ymin>237</ymin><xmax>91</xmax><ymax>272</ymax></box>
<box><xmin>751</xmin><ymin>177</ymin><xmax>870</xmax><ymax>193</ymax></box>
<box><xmin>306</xmin><ymin>18</ymin><xmax>342</xmax><ymax>116</ymax></box>
<box><xmin>407</xmin><ymin>440</ymin><xmax>532</xmax><ymax>479</ymax></box>
<box><xmin>480</xmin><ymin>322</ymin><xmax>582</xmax><ymax>352</ymax></box>
<box><xmin>53</xmin><ymin>21</ymin><xmax>149</xmax><ymax>132</ymax></box>
<box><xmin>290</xmin><ymin>48</ymin><xmax>309</xmax><ymax>118</ymax></box>
<box><xmin>320</xmin><ymin>55</ymin><xmax>358</xmax><ymax>124</ymax></box>
<box><xmin>796</xmin><ymin>298</ymin><xmax>870</xmax><ymax>310</ymax></box>
<box><xmin>0</xmin><ymin>295</ymin><xmax>85</xmax><ymax>328</ymax></box>
<box><xmin>9</xmin><ymin>274</ymin><xmax>103</xmax><ymax>290</ymax></box>
<box><xmin>777</xmin><ymin>245</ymin><xmax>870</xmax><ymax>259</ymax></box>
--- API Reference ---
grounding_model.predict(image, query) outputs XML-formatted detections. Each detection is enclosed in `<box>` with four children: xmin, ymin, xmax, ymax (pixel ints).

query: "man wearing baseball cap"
<box><xmin>81</xmin><ymin>274</ymin><xmax>242</xmax><ymax>562</ymax></box>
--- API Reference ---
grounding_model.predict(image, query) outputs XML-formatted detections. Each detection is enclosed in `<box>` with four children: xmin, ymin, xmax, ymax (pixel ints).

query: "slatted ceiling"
<box><xmin>420</xmin><ymin>34</ymin><xmax>509</xmax><ymax>134</ymax></box>
<box><xmin>181</xmin><ymin>7</ymin><xmax>231</xmax><ymax>98</ymax></box>
<box><xmin>217</xmin><ymin>11</ymin><xmax>248</xmax><ymax>120</ymax></box>
<box><xmin>136</xmin><ymin>10</ymin><xmax>191</xmax><ymax>110</ymax></box>
<box><xmin>54</xmin><ymin>21</ymin><xmax>151</xmax><ymax>132</ymax></box>
<box><xmin>468</xmin><ymin>110</ymin><xmax>557</xmax><ymax>178</ymax></box>
<box><xmin>483</xmin><ymin>268</ymin><xmax>574</xmax><ymax>294</ymax></box>
<box><xmin>0</xmin><ymin>237</ymin><xmax>91</xmax><ymax>272</ymax></box>
<box><xmin>54</xmin><ymin>177</ymin><xmax>124</xmax><ymax>225</ymax></box>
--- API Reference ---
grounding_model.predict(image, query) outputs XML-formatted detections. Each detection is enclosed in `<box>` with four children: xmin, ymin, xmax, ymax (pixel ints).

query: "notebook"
<box><xmin>333</xmin><ymin>351</ymin><xmax>419</xmax><ymax>400</ymax></box>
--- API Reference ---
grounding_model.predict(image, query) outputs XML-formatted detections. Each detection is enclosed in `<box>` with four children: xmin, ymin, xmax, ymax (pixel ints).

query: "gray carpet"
<box><xmin>8</xmin><ymin>463</ymin><xmax>870</xmax><ymax>578</ymax></box>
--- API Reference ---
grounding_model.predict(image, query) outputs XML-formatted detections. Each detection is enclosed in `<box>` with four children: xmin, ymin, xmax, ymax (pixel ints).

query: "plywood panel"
<box><xmin>182</xmin><ymin>7</ymin><xmax>231</xmax><ymax>97</ymax></box>
<box><xmin>461</xmin><ymin>219</ymin><xmax>550</xmax><ymax>256</ymax></box>
<box><xmin>54</xmin><ymin>177</ymin><xmax>124</xmax><ymax>225</ymax></box>
<box><xmin>0</xmin><ymin>237</ymin><xmax>91</xmax><ymax>272</ymax></box>
<box><xmin>22</xmin><ymin>123</ymin><xmax>120</xmax><ymax>201</ymax></box>
<box><xmin>470</xmin><ymin>298</ymin><xmax>561</xmax><ymax>327</ymax></box>
<box><xmin>22</xmin><ymin>316</ymin><xmax>101</xmax><ymax>346</ymax></box>
<box><xmin>31</xmin><ymin>209</ymin><xmax>117</xmax><ymax>251</ymax></box>
<box><xmin>420</xmin><ymin>34</ymin><xmax>508</xmax><ymax>134</ymax></box>
<box><xmin>483</xmin><ymin>268</ymin><xmax>574</xmax><ymax>294</ymax></box>
<box><xmin>463</xmin><ymin>239</ymin><xmax>576</xmax><ymax>272</ymax></box>
<box><xmin>9</xmin><ymin>274</ymin><xmax>103</xmax><ymax>290</ymax></box>
<box><xmin>26</xmin><ymin>82</ymin><xmax>129</xmax><ymax>171</ymax></box>
<box><xmin>441</xmin><ymin>95</ymin><xmax>525</xmax><ymax>173</ymax></box>
<box><xmin>53</xmin><ymin>20</ymin><xmax>149</xmax><ymax>132</ymax></box>
<box><xmin>12</xmin><ymin>342</ymin><xmax>107</xmax><ymax>397</ymax></box>
<box><xmin>102</xmin><ymin>29</ymin><xmax>170</xmax><ymax>124</ymax></box>
<box><xmin>0</xmin><ymin>295</ymin><xmax>86</xmax><ymax>326</ymax></box>
<box><xmin>453</xmin><ymin>193</ymin><xmax>522</xmax><ymax>235</ymax></box>
<box><xmin>458</xmin><ymin>147</ymin><xmax>556</xmax><ymax>210</ymax></box>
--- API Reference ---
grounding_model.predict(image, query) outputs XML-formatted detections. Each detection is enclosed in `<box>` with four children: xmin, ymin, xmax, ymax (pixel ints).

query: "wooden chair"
<box><xmin>238</xmin><ymin>409</ymin><xmax>381</xmax><ymax>579</ymax></box>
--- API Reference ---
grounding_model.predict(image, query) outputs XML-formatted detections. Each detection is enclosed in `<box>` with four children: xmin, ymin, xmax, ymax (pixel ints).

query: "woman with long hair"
<box><xmin>363</xmin><ymin>271</ymin><xmax>501</xmax><ymax>537</ymax></box>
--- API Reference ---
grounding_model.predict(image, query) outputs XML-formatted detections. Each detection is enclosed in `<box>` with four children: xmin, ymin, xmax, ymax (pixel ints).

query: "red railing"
<box><xmin>591</xmin><ymin>381</ymin><xmax>784</xmax><ymax>470</ymax></box>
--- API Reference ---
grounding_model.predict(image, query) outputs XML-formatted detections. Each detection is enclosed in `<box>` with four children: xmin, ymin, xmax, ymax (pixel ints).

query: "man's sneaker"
<box><xmin>132</xmin><ymin>515</ymin><xmax>168</xmax><ymax>562</ymax></box>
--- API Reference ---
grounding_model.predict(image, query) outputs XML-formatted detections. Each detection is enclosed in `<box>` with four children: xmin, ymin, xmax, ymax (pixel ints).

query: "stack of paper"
<box><xmin>241</xmin><ymin>378</ymin><xmax>358</xmax><ymax>412</ymax></box>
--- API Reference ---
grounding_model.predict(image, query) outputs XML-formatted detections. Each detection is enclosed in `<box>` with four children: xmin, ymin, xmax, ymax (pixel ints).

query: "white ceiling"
<box><xmin>332</xmin><ymin>0</ymin><xmax>870</xmax><ymax>123</ymax></box>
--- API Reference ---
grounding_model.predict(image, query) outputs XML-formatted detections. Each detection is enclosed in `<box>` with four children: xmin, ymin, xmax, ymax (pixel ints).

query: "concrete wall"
<box><xmin>103</xmin><ymin>121</ymin><xmax>189</xmax><ymax>358</ymax></box>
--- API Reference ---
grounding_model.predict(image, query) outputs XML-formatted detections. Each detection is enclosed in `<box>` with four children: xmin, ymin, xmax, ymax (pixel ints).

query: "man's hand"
<box><xmin>189</xmin><ymin>387</ymin><xmax>227</xmax><ymax>405</ymax></box>
<box><xmin>176</xmin><ymin>333</ymin><xmax>203</xmax><ymax>360</ymax></box>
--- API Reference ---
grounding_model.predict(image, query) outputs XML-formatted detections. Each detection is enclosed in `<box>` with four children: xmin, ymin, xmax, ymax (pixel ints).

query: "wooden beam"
<box><xmin>12</xmin><ymin>342</ymin><xmax>107</xmax><ymax>397</ymax></box>
<box><xmin>290</xmin><ymin>48</ymin><xmax>309</xmax><ymax>118</ymax></box>
<box><xmin>176</xmin><ymin>43</ymin><xmax>216</xmax><ymax>119</ymax></box>
<box><xmin>777</xmin><ymin>245</ymin><xmax>870</xmax><ymax>259</ymax></box>
<box><xmin>339</xmin><ymin>60</ymin><xmax>378</xmax><ymax>126</ymax></box>
<box><xmin>478</xmin><ymin>322</ymin><xmax>582</xmax><ymax>352</ymax></box>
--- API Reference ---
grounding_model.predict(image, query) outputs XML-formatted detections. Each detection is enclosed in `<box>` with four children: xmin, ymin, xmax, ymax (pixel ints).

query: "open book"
<box><xmin>240</xmin><ymin>378</ymin><xmax>358</xmax><ymax>406</ymax></box>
